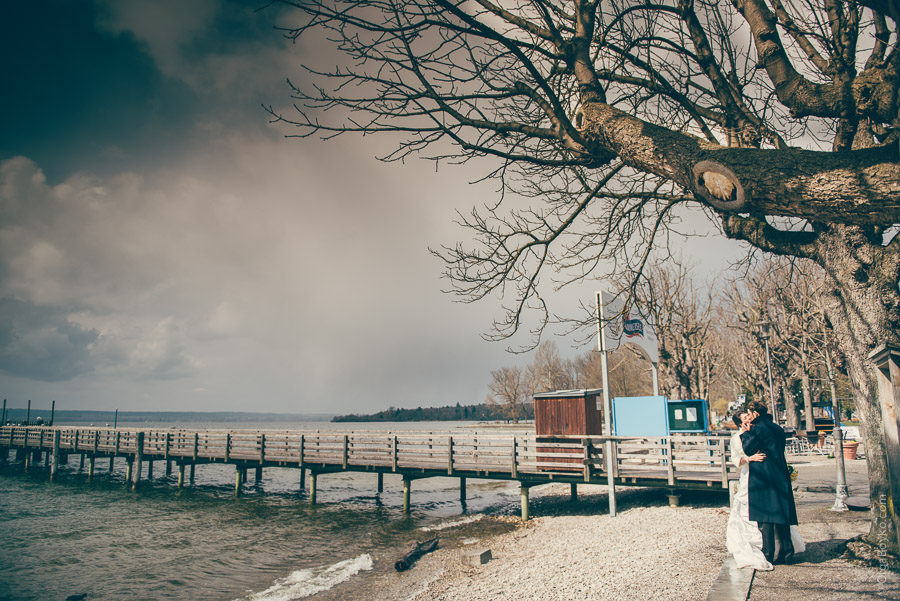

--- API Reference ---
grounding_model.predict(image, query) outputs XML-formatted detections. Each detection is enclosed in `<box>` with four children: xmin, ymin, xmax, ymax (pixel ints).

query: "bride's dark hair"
<box><xmin>732</xmin><ymin>414</ymin><xmax>743</xmax><ymax>428</ymax></box>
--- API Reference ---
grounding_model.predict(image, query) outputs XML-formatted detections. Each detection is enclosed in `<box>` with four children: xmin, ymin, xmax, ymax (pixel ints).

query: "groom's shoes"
<box><xmin>773</xmin><ymin>552</ymin><xmax>795</xmax><ymax>565</ymax></box>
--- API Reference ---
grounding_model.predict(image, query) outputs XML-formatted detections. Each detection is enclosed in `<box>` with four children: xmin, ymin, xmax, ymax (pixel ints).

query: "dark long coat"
<box><xmin>741</xmin><ymin>414</ymin><xmax>798</xmax><ymax>525</ymax></box>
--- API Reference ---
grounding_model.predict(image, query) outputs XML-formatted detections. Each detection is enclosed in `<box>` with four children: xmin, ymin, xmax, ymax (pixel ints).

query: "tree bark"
<box><xmin>813</xmin><ymin>226</ymin><xmax>900</xmax><ymax>552</ymax></box>
<box><xmin>577</xmin><ymin>102</ymin><xmax>900</xmax><ymax>223</ymax></box>
<box><xmin>801</xmin><ymin>370</ymin><xmax>815</xmax><ymax>433</ymax></box>
<box><xmin>783</xmin><ymin>379</ymin><xmax>801</xmax><ymax>430</ymax></box>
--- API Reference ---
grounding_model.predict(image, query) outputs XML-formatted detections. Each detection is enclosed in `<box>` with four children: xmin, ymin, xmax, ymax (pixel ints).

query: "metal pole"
<box><xmin>825</xmin><ymin>342</ymin><xmax>848</xmax><ymax>512</ymax></box>
<box><xmin>26</xmin><ymin>400</ymin><xmax>31</xmax><ymax>426</ymax></box>
<box><xmin>113</xmin><ymin>409</ymin><xmax>118</xmax><ymax>429</ymax></box>
<box><xmin>597</xmin><ymin>291</ymin><xmax>617</xmax><ymax>517</ymax></box>
<box><xmin>50</xmin><ymin>400</ymin><xmax>55</xmax><ymax>426</ymax></box>
<box><xmin>764</xmin><ymin>338</ymin><xmax>778</xmax><ymax>422</ymax></box>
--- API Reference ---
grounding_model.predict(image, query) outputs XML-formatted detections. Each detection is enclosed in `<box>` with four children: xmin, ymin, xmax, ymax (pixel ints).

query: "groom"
<box><xmin>741</xmin><ymin>400</ymin><xmax>798</xmax><ymax>564</ymax></box>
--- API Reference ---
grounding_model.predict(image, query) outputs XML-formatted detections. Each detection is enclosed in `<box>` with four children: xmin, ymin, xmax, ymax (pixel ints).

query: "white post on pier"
<box><xmin>596</xmin><ymin>290</ymin><xmax>661</xmax><ymax>517</ymax></box>
<box><xmin>50</xmin><ymin>430</ymin><xmax>60</xmax><ymax>481</ymax></box>
<box><xmin>132</xmin><ymin>431</ymin><xmax>144</xmax><ymax>490</ymax></box>
<box><xmin>597</xmin><ymin>291</ymin><xmax>617</xmax><ymax>517</ymax></box>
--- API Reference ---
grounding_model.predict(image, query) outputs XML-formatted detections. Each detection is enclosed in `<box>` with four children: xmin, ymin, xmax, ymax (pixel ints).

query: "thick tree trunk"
<box><xmin>782</xmin><ymin>380</ymin><xmax>801</xmax><ymax>430</ymax></box>
<box><xmin>801</xmin><ymin>370</ymin><xmax>815</xmax><ymax>433</ymax></box>
<box><xmin>815</xmin><ymin>226</ymin><xmax>900</xmax><ymax>554</ymax></box>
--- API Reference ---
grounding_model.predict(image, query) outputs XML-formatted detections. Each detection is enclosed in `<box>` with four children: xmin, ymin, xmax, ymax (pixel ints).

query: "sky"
<box><xmin>0</xmin><ymin>0</ymin><xmax>744</xmax><ymax>415</ymax></box>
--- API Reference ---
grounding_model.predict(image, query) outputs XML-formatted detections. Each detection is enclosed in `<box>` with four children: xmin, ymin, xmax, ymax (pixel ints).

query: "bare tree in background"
<box><xmin>768</xmin><ymin>259</ymin><xmax>830</xmax><ymax>434</ymax></box>
<box><xmin>635</xmin><ymin>262</ymin><xmax>718</xmax><ymax>401</ymax></box>
<box><xmin>274</xmin><ymin>0</ymin><xmax>900</xmax><ymax>554</ymax></box>
<box><xmin>573</xmin><ymin>345</ymin><xmax>653</xmax><ymax>398</ymax></box>
<box><xmin>486</xmin><ymin>365</ymin><xmax>531</xmax><ymax>422</ymax></box>
<box><xmin>528</xmin><ymin>340</ymin><xmax>576</xmax><ymax>392</ymax></box>
<box><xmin>725</xmin><ymin>257</ymin><xmax>833</xmax><ymax>433</ymax></box>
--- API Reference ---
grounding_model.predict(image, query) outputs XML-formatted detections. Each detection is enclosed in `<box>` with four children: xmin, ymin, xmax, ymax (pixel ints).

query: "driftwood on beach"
<box><xmin>395</xmin><ymin>538</ymin><xmax>439</xmax><ymax>571</ymax></box>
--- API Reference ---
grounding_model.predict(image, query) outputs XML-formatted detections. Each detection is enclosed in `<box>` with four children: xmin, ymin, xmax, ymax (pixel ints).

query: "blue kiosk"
<box><xmin>612</xmin><ymin>395</ymin><xmax>709</xmax><ymax>436</ymax></box>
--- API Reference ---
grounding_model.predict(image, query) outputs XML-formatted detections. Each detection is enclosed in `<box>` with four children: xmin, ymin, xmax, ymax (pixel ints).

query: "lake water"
<box><xmin>0</xmin><ymin>421</ymin><xmax>529</xmax><ymax>601</ymax></box>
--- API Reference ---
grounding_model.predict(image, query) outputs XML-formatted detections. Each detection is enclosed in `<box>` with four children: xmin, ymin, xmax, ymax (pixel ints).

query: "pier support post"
<box><xmin>377</xmin><ymin>472</ymin><xmax>383</xmax><ymax>494</ymax></box>
<box><xmin>88</xmin><ymin>456</ymin><xmax>95</xmax><ymax>481</ymax></box>
<box><xmin>520</xmin><ymin>482</ymin><xmax>531</xmax><ymax>521</ymax></box>
<box><xmin>299</xmin><ymin>468</ymin><xmax>305</xmax><ymax>492</ymax></box>
<box><xmin>24</xmin><ymin>448</ymin><xmax>30</xmax><ymax>470</ymax></box>
<box><xmin>460</xmin><ymin>477</ymin><xmax>466</xmax><ymax>504</ymax></box>
<box><xmin>133</xmin><ymin>432</ymin><xmax>144</xmax><ymax>490</ymax></box>
<box><xmin>668</xmin><ymin>489</ymin><xmax>681</xmax><ymax>507</ymax></box>
<box><xmin>190</xmin><ymin>463</ymin><xmax>195</xmax><ymax>483</ymax></box>
<box><xmin>147</xmin><ymin>460</ymin><xmax>153</xmax><ymax>480</ymax></box>
<box><xmin>403</xmin><ymin>477</ymin><xmax>412</xmax><ymax>514</ymax></box>
<box><xmin>570</xmin><ymin>482</ymin><xmax>577</xmax><ymax>502</ymax></box>
<box><xmin>235</xmin><ymin>465</ymin><xmax>242</xmax><ymax>497</ymax></box>
<box><xmin>309</xmin><ymin>472</ymin><xmax>317</xmax><ymax>506</ymax></box>
<box><xmin>109</xmin><ymin>456</ymin><xmax>115</xmax><ymax>473</ymax></box>
<box><xmin>177</xmin><ymin>464</ymin><xmax>185</xmax><ymax>489</ymax></box>
<box><xmin>79</xmin><ymin>453</ymin><xmax>85</xmax><ymax>471</ymax></box>
<box><xmin>125</xmin><ymin>458</ymin><xmax>133</xmax><ymax>484</ymax></box>
<box><xmin>50</xmin><ymin>430</ymin><xmax>60</xmax><ymax>481</ymax></box>
<box><xmin>255</xmin><ymin>467</ymin><xmax>262</xmax><ymax>483</ymax></box>
<box><xmin>166</xmin><ymin>460</ymin><xmax>172</xmax><ymax>477</ymax></box>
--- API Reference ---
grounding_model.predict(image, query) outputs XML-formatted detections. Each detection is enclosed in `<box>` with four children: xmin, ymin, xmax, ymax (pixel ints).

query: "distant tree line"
<box><xmin>331</xmin><ymin>402</ymin><xmax>533</xmax><ymax>423</ymax></box>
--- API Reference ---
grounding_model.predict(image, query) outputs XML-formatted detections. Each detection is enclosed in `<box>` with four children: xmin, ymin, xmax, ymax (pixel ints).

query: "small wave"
<box><xmin>240</xmin><ymin>554</ymin><xmax>374</xmax><ymax>601</ymax></box>
<box><xmin>419</xmin><ymin>514</ymin><xmax>484</xmax><ymax>532</ymax></box>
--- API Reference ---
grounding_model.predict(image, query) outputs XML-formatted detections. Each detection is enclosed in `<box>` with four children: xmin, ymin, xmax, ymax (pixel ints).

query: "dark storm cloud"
<box><xmin>0</xmin><ymin>0</ymin><xmax>294</xmax><ymax>182</ymax></box>
<box><xmin>0</xmin><ymin>299</ymin><xmax>99</xmax><ymax>382</ymax></box>
<box><xmin>0</xmin><ymin>1</ymin><xmax>199</xmax><ymax>180</ymax></box>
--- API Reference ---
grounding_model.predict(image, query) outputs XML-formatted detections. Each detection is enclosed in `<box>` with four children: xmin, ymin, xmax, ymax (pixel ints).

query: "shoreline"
<box><xmin>313</xmin><ymin>485</ymin><xmax>729</xmax><ymax>601</ymax></box>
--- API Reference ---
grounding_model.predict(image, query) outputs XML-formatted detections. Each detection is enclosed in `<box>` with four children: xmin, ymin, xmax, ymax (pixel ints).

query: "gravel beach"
<box><xmin>318</xmin><ymin>485</ymin><xmax>729</xmax><ymax>601</ymax></box>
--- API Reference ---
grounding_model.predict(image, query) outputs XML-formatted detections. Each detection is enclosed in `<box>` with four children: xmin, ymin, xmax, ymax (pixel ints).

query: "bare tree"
<box><xmin>768</xmin><ymin>259</ymin><xmax>829</xmax><ymax>433</ymax></box>
<box><xmin>528</xmin><ymin>340</ymin><xmax>576</xmax><ymax>392</ymax></box>
<box><xmin>486</xmin><ymin>365</ymin><xmax>531</xmax><ymax>422</ymax></box>
<box><xmin>573</xmin><ymin>345</ymin><xmax>653</xmax><ymax>398</ymax></box>
<box><xmin>274</xmin><ymin>0</ymin><xmax>900</xmax><ymax>554</ymax></box>
<box><xmin>635</xmin><ymin>262</ymin><xmax>718</xmax><ymax>401</ymax></box>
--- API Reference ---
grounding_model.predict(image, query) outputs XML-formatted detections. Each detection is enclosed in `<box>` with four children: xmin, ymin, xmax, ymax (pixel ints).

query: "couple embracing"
<box><xmin>727</xmin><ymin>400</ymin><xmax>805</xmax><ymax>570</ymax></box>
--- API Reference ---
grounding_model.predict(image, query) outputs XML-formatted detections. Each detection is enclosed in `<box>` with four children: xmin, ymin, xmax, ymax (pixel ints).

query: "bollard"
<box><xmin>50</xmin><ymin>430</ymin><xmax>60</xmax><ymax>481</ymax></box>
<box><xmin>520</xmin><ymin>483</ymin><xmax>530</xmax><ymax>520</ymax></box>
<box><xmin>403</xmin><ymin>478</ymin><xmax>411</xmax><ymax>514</ymax></box>
<box><xmin>133</xmin><ymin>432</ymin><xmax>144</xmax><ymax>490</ymax></box>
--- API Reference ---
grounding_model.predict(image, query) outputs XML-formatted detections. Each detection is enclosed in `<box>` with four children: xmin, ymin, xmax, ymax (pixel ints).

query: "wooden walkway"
<box><xmin>0</xmin><ymin>426</ymin><xmax>737</xmax><ymax>518</ymax></box>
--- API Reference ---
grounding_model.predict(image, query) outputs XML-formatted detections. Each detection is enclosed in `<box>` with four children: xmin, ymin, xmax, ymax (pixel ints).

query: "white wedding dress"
<box><xmin>726</xmin><ymin>431</ymin><xmax>805</xmax><ymax>570</ymax></box>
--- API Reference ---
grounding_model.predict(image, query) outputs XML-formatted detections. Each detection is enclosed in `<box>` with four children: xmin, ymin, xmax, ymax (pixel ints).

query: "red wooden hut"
<box><xmin>533</xmin><ymin>389</ymin><xmax>604</xmax><ymax>470</ymax></box>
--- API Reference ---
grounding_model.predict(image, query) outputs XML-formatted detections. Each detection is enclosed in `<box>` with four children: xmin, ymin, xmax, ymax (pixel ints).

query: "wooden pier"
<box><xmin>0</xmin><ymin>426</ymin><xmax>737</xmax><ymax>518</ymax></box>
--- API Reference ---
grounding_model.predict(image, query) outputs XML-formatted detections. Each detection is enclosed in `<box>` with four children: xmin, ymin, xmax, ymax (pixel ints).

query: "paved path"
<box><xmin>745</xmin><ymin>454</ymin><xmax>899</xmax><ymax>600</ymax></box>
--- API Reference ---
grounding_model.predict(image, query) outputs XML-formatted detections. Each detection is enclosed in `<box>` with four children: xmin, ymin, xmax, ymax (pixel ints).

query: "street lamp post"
<box><xmin>824</xmin><ymin>340</ymin><xmax>849</xmax><ymax>512</ymax></box>
<box><xmin>759</xmin><ymin>323</ymin><xmax>779</xmax><ymax>423</ymax></box>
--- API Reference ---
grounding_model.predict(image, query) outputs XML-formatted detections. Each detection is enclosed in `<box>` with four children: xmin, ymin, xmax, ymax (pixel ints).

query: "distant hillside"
<box><xmin>1</xmin><ymin>409</ymin><xmax>334</xmax><ymax>425</ymax></box>
<box><xmin>332</xmin><ymin>402</ymin><xmax>534</xmax><ymax>422</ymax></box>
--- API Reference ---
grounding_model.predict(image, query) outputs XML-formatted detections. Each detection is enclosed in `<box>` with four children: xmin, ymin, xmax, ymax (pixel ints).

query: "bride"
<box><xmin>726</xmin><ymin>413</ymin><xmax>805</xmax><ymax>569</ymax></box>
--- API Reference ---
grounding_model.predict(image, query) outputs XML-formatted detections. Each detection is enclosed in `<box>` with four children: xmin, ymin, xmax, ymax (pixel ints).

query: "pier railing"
<box><xmin>1</xmin><ymin>426</ymin><xmax>734</xmax><ymax>487</ymax></box>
